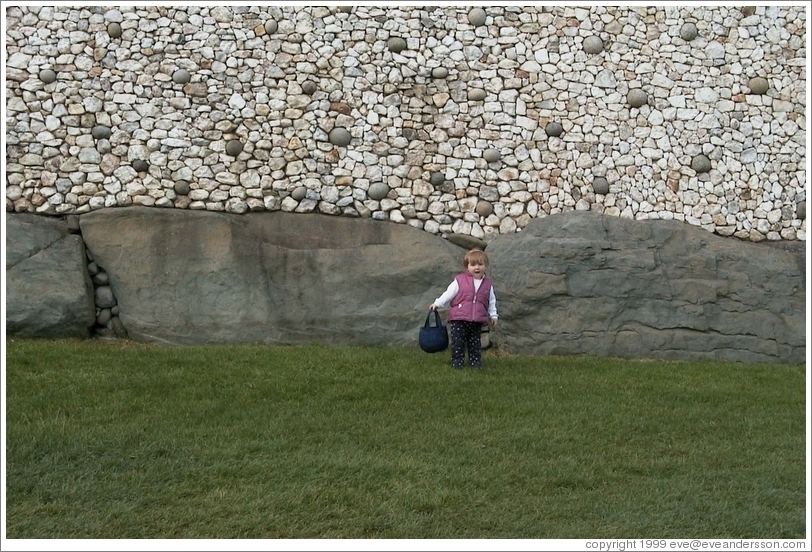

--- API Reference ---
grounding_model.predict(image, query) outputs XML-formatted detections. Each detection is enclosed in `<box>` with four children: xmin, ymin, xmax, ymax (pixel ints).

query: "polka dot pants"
<box><xmin>449</xmin><ymin>321</ymin><xmax>483</xmax><ymax>368</ymax></box>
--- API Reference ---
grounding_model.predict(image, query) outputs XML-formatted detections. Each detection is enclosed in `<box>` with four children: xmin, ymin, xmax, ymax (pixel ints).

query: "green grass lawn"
<box><xmin>4</xmin><ymin>338</ymin><xmax>807</xmax><ymax>539</ymax></box>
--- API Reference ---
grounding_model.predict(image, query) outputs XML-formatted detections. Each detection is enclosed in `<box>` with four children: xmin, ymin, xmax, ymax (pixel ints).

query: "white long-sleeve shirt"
<box><xmin>434</xmin><ymin>277</ymin><xmax>498</xmax><ymax>320</ymax></box>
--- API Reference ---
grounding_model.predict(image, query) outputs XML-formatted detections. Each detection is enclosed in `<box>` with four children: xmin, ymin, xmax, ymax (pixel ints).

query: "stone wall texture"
<box><xmin>5</xmin><ymin>209</ymin><xmax>806</xmax><ymax>364</ymax></box>
<box><xmin>4</xmin><ymin>5</ymin><xmax>807</xmax><ymax>242</ymax></box>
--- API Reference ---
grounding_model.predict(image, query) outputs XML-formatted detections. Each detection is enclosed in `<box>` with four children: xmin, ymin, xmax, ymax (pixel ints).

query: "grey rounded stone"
<box><xmin>679</xmin><ymin>22</ymin><xmax>698</xmax><ymax>41</ymax></box>
<box><xmin>39</xmin><ymin>69</ymin><xmax>57</xmax><ymax>83</ymax></box>
<box><xmin>107</xmin><ymin>22</ymin><xmax>122</xmax><ymax>39</ymax></box>
<box><xmin>468</xmin><ymin>8</ymin><xmax>487</xmax><ymax>27</ymax></box>
<box><xmin>748</xmin><ymin>77</ymin><xmax>769</xmax><ymax>95</ymax></box>
<box><xmin>95</xmin><ymin>286</ymin><xmax>116</xmax><ymax>309</ymax></box>
<box><xmin>226</xmin><ymin>139</ymin><xmax>244</xmax><ymax>156</ymax></box>
<box><xmin>545</xmin><ymin>122</ymin><xmax>563</xmax><ymax>137</ymax></box>
<box><xmin>796</xmin><ymin>200</ymin><xmax>806</xmax><ymax>220</ymax></box>
<box><xmin>429</xmin><ymin>172</ymin><xmax>445</xmax><ymax>186</ymax></box>
<box><xmin>431</xmin><ymin>67</ymin><xmax>449</xmax><ymax>79</ymax></box>
<box><xmin>172</xmin><ymin>69</ymin><xmax>191</xmax><ymax>84</ymax></box>
<box><xmin>291</xmin><ymin>186</ymin><xmax>307</xmax><ymax>201</ymax></box>
<box><xmin>627</xmin><ymin>89</ymin><xmax>648</xmax><ymax>108</ymax></box>
<box><xmin>97</xmin><ymin>308</ymin><xmax>112</xmax><ymax>327</ymax></box>
<box><xmin>174</xmin><ymin>181</ymin><xmax>191</xmax><ymax>195</ymax></box>
<box><xmin>583</xmin><ymin>36</ymin><xmax>604</xmax><ymax>54</ymax></box>
<box><xmin>92</xmin><ymin>271</ymin><xmax>109</xmax><ymax>286</ymax></box>
<box><xmin>132</xmin><ymin>159</ymin><xmax>149</xmax><ymax>172</ymax></box>
<box><xmin>468</xmin><ymin>88</ymin><xmax>487</xmax><ymax>101</ymax></box>
<box><xmin>593</xmin><ymin>177</ymin><xmax>610</xmax><ymax>195</ymax></box>
<box><xmin>691</xmin><ymin>154</ymin><xmax>712</xmax><ymax>173</ymax></box>
<box><xmin>91</xmin><ymin>125</ymin><xmax>112</xmax><ymax>139</ymax></box>
<box><xmin>483</xmin><ymin>148</ymin><xmax>501</xmax><ymax>163</ymax></box>
<box><xmin>338</xmin><ymin>6</ymin><xmax>353</xmax><ymax>13</ymax></box>
<box><xmin>475</xmin><ymin>201</ymin><xmax>493</xmax><ymax>217</ymax></box>
<box><xmin>329</xmin><ymin>128</ymin><xmax>352</xmax><ymax>147</ymax></box>
<box><xmin>264</xmin><ymin>19</ymin><xmax>278</xmax><ymax>35</ymax></box>
<box><xmin>387</xmin><ymin>37</ymin><xmax>407</xmax><ymax>53</ymax></box>
<box><xmin>302</xmin><ymin>80</ymin><xmax>318</xmax><ymax>95</ymax></box>
<box><xmin>368</xmin><ymin>182</ymin><xmax>390</xmax><ymax>201</ymax></box>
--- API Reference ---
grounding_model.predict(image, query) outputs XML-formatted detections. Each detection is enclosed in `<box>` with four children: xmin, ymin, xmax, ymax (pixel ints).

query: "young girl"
<box><xmin>430</xmin><ymin>249</ymin><xmax>498</xmax><ymax>369</ymax></box>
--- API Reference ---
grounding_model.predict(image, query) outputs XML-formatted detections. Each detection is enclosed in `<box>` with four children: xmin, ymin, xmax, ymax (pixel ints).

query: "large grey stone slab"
<box><xmin>486</xmin><ymin>211</ymin><xmax>805</xmax><ymax>364</ymax></box>
<box><xmin>6</xmin><ymin>214</ymin><xmax>96</xmax><ymax>338</ymax></box>
<box><xmin>79</xmin><ymin>207</ymin><xmax>462</xmax><ymax>346</ymax></box>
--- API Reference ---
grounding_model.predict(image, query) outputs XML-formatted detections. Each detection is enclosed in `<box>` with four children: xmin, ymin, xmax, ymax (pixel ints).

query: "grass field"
<box><xmin>3</xmin><ymin>338</ymin><xmax>808</xmax><ymax>540</ymax></box>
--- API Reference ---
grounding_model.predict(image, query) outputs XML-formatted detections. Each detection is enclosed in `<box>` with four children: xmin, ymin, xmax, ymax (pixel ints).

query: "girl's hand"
<box><xmin>490</xmin><ymin>319</ymin><xmax>498</xmax><ymax>328</ymax></box>
<box><xmin>429</xmin><ymin>304</ymin><xmax>436</xmax><ymax>311</ymax></box>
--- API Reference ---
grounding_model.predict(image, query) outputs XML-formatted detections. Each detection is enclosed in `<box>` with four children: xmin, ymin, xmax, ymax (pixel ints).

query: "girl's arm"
<box><xmin>488</xmin><ymin>286</ymin><xmax>498</xmax><ymax>323</ymax></box>
<box><xmin>430</xmin><ymin>280</ymin><xmax>459</xmax><ymax>310</ymax></box>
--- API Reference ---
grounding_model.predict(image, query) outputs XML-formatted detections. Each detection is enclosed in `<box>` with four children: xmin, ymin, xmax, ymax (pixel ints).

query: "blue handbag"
<box><xmin>419</xmin><ymin>309</ymin><xmax>449</xmax><ymax>353</ymax></box>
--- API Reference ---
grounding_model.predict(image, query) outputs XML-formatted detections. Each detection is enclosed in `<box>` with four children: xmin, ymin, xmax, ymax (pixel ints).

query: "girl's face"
<box><xmin>466</xmin><ymin>259</ymin><xmax>487</xmax><ymax>279</ymax></box>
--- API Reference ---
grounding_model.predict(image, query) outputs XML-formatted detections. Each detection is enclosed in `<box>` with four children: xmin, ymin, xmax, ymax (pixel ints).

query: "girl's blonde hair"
<box><xmin>464</xmin><ymin>248</ymin><xmax>489</xmax><ymax>268</ymax></box>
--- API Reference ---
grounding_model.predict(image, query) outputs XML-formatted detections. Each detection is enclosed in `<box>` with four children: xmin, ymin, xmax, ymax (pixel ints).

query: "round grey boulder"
<box><xmin>679</xmin><ymin>22</ymin><xmax>698</xmax><ymax>41</ymax></box>
<box><xmin>468</xmin><ymin>88</ymin><xmax>487</xmax><ymax>101</ymax></box>
<box><xmin>92</xmin><ymin>271</ymin><xmax>109</xmax><ymax>286</ymax></box>
<box><xmin>368</xmin><ymin>182</ymin><xmax>390</xmax><ymax>201</ymax></box>
<box><xmin>302</xmin><ymin>80</ymin><xmax>318</xmax><ymax>95</ymax></box>
<box><xmin>483</xmin><ymin>148</ymin><xmax>501</xmax><ymax>163</ymax></box>
<box><xmin>748</xmin><ymin>77</ymin><xmax>769</xmax><ymax>95</ymax></box>
<box><xmin>107</xmin><ymin>22</ymin><xmax>122</xmax><ymax>39</ymax></box>
<box><xmin>468</xmin><ymin>8</ymin><xmax>487</xmax><ymax>27</ymax></box>
<box><xmin>225</xmin><ymin>139</ymin><xmax>244</xmax><ymax>156</ymax></box>
<box><xmin>545</xmin><ymin>122</ymin><xmax>563</xmax><ymax>137</ymax></box>
<box><xmin>338</xmin><ymin>6</ymin><xmax>353</xmax><ymax>13</ymax></box>
<box><xmin>593</xmin><ymin>177</ymin><xmax>610</xmax><ymax>195</ymax></box>
<box><xmin>174</xmin><ymin>181</ymin><xmax>191</xmax><ymax>196</ymax></box>
<box><xmin>96</xmin><ymin>140</ymin><xmax>112</xmax><ymax>155</ymax></box>
<box><xmin>431</xmin><ymin>67</ymin><xmax>449</xmax><ymax>79</ymax></box>
<box><xmin>475</xmin><ymin>201</ymin><xmax>493</xmax><ymax>217</ymax></box>
<box><xmin>264</xmin><ymin>19</ymin><xmax>278</xmax><ymax>35</ymax></box>
<box><xmin>91</xmin><ymin>125</ymin><xmax>112</xmax><ymax>139</ymax></box>
<box><xmin>132</xmin><ymin>159</ymin><xmax>149</xmax><ymax>172</ymax></box>
<box><xmin>691</xmin><ymin>154</ymin><xmax>711</xmax><ymax>173</ymax></box>
<box><xmin>387</xmin><ymin>37</ymin><xmax>407</xmax><ymax>53</ymax></box>
<box><xmin>173</xmin><ymin>69</ymin><xmax>191</xmax><ymax>84</ymax></box>
<box><xmin>95</xmin><ymin>286</ymin><xmax>117</xmax><ymax>309</ymax></box>
<box><xmin>627</xmin><ymin>89</ymin><xmax>648</xmax><ymax>108</ymax></box>
<box><xmin>796</xmin><ymin>200</ymin><xmax>806</xmax><ymax>220</ymax></box>
<box><xmin>39</xmin><ymin>69</ymin><xmax>57</xmax><ymax>83</ymax></box>
<box><xmin>329</xmin><ymin>128</ymin><xmax>352</xmax><ymax>147</ymax></box>
<box><xmin>291</xmin><ymin>186</ymin><xmax>307</xmax><ymax>201</ymax></box>
<box><xmin>96</xmin><ymin>309</ymin><xmax>113</xmax><ymax>327</ymax></box>
<box><xmin>583</xmin><ymin>36</ymin><xmax>604</xmax><ymax>54</ymax></box>
<box><xmin>429</xmin><ymin>172</ymin><xmax>445</xmax><ymax>186</ymax></box>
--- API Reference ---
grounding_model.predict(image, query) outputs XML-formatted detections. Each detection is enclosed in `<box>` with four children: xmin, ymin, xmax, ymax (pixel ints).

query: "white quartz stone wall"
<box><xmin>4</xmin><ymin>5</ymin><xmax>807</xmax><ymax>241</ymax></box>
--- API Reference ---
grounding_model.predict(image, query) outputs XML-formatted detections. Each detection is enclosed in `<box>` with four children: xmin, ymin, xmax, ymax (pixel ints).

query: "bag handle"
<box><xmin>424</xmin><ymin>309</ymin><xmax>443</xmax><ymax>328</ymax></box>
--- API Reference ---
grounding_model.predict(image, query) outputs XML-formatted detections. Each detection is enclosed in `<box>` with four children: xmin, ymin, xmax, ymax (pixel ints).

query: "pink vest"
<box><xmin>448</xmin><ymin>273</ymin><xmax>492</xmax><ymax>323</ymax></box>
